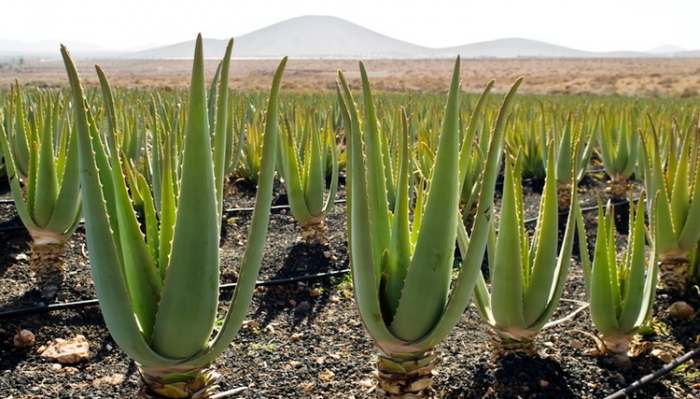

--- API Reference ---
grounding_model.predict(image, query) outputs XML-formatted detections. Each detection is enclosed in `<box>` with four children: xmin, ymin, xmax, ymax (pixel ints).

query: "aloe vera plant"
<box><xmin>642</xmin><ymin>123</ymin><xmax>700</xmax><ymax>292</ymax></box>
<box><xmin>472</xmin><ymin>144</ymin><xmax>578</xmax><ymax>353</ymax></box>
<box><xmin>278</xmin><ymin>113</ymin><xmax>338</xmax><ymax>244</ymax></box>
<box><xmin>0</xmin><ymin>91</ymin><xmax>81</xmax><ymax>299</ymax></box>
<box><xmin>338</xmin><ymin>57</ymin><xmax>521</xmax><ymax>397</ymax></box>
<box><xmin>61</xmin><ymin>36</ymin><xmax>286</xmax><ymax>398</ymax></box>
<box><xmin>550</xmin><ymin>113</ymin><xmax>593</xmax><ymax>209</ymax></box>
<box><xmin>597</xmin><ymin>112</ymin><xmax>640</xmax><ymax>199</ymax></box>
<box><xmin>578</xmin><ymin>198</ymin><xmax>657</xmax><ymax>364</ymax></box>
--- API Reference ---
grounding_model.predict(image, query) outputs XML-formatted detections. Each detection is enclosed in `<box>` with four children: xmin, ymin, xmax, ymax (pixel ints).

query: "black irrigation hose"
<box><xmin>604</xmin><ymin>345</ymin><xmax>700</xmax><ymax>399</ymax></box>
<box><xmin>0</xmin><ymin>268</ymin><xmax>351</xmax><ymax>319</ymax></box>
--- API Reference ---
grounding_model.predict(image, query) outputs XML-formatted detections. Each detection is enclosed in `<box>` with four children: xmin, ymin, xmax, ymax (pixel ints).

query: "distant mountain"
<box><xmin>134</xmin><ymin>17</ymin><xmax>699</xmax><ymax>59</ymax></box>
<box><xmin>0</xmin><ymin>39</ymin><xmax>121</xmax><ymax>58</ymax></box>
<box><xmin>648</xmin><ymin>45</ymin><xmax>687</xmax><ymax>54</ymax></box>
<box><xmin>4</xmin><ymin>16</ymin><xmax>699</xmax><ymax>59</ymax></box>
<box><xmin>438</xmin><ymin>38</ymin><xmax>591</xmax><ymax>58</ymax></box>
<box><xmin>133</xmin><ymin>15</ymin><xmax>432</xmax><ymax>59</ymax></box>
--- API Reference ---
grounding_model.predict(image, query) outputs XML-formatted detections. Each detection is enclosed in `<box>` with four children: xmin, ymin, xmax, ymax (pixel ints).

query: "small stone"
<box><xmin>50</xmin><ymin>363</ymin><xmax>62</xmax><ymax>371</ymax></box>
<box><xmin>309</xmin><ymin>288</ymin><xmax>322</xmax><ymax>298</ymax></box>
<box><xmin>263</xmin><ymin>325</ymin><xmax>275</xmax><ymax>334</ymax></box>
<box><xmin>651</xmin><ymin>348</ymin><xmax>675</xmax><ymax>363</ymax></box>
<box><xmin>315</xmin><ymin>356</ymin><xmax>326</xmax><ymax>365</ymax></box>
<box><xmin>323</xmin><ymin>250</ymin><xmax>332</xmax><ymax>259</ymax></box>
<box><xmin>13</xmin><ymin>329</ymin><xmax>35</xmax><ymax>348</ymax></box>
<box><xmin>291</xmin><ymin>333</ymin><xmax>303</xmax><ymax>342</ymax></box>
<box><xmin>539</xmin><ymin>379</ymin><xmax>550</xmax><ymax>388</ymax></box>
<box><xmin>667</xmin><ymin>301</ymin><xmax>694</xmax><ymax>320</ymax></box>
<box><xmin>92</xmin><ymin>373</ymin><xmax>125</xmax><ymax>386</ymax></box>
<box><xmin>329</xmin><ymin>295</ymin><xmax>340</xmax><ymax>303</ymax></box>
<box><xmin>15</xmin><ymin>253</ymin><xmax>29</xmax><ymax>261</ymax></box>
<box><xmin>299</xmin><ymin>382</ymin><xmax>314</xmax><ymax>392</ymax></box>
<box><xmin>357</xmin><ymin>378</ymin><xmax>374</xmax><ymax>388</ymax></box>
<box><xmin>570</xmin><ymin>339</ymin><xmax>584</xmax><ymax>349</ymax></box>
<box><xmin>242</xmin><ymin>320</ymin><xmax>259</xmax><ymax>330</ymax></box>
<box><xmin>319</xmin><ymin>369</ymin><xmax>335</xmax><ymax>382</ymax></box>
<box><xmin>38</xmin><ymin>335</ymin><xmax>90</xmax><ymax>364</ymax></box>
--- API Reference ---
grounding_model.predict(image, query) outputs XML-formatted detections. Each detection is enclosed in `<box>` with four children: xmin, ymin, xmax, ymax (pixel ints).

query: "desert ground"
<box><xmin>2</xmin><ymin>57</ymin><xmax>700</xmax><ymax>97</ymax></box>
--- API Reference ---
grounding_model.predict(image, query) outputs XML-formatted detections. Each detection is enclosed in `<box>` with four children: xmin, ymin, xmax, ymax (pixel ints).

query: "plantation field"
<box><xmin>2</xmin><ymin>41</ymin><xmax>700</xmax><ymax>398</ymax></box>
<box><xmin>2</xmin><ymin>57</ymin><xmax>700</xmax><ymax>96</ymax></box>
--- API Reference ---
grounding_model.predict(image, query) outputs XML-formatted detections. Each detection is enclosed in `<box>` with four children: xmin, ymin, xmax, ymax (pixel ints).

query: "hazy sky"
<box><xmin>2</xmin><ymin>0</ymin><xmax>698</xmax><ymax>51</ymax></box>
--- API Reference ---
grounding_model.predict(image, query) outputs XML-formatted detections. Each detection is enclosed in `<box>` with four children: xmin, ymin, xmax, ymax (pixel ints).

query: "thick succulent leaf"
<box><xmin>619</xmin><ymin>197</ymin><xmax>648</xmax><ymax>331</ymax></box>
<box><xmin>678</xmin><ymin>150</ymin><xmax>700</xmax><ymax>250</ymax></box>
<box><xmin>213</xmin><ymin>39</ymin><xmax>233</xmax><ymax>225</ymax></box>
<box><xmin>654</xmin><ymin>184</ymin><xmax>679</xmax><ymax>256</ymax></box>
<box><xmin>152</xmin><ymin>36</ymin><xmax>221</xmax><ymax>359</ymax></box>
<box><xmin>523</xmin><ymin>144</ymin><xmax>560</xmax><ymax>325</ymax></box>
<box><xmin>61</xmin><ymin>45</ymin><xmax>172</xmax><ymax>368</ymax></box>
<box><xmin>391</xmin><ymin>58</ymin><xmax>462</xmax><ymax>341</ymax></box>
<box><xmin>670</xmin><ymin>139</ymin><xmax>690</xmax><ymax>237</ymax></box>
<box><xmin>96</xmin><ymin>66</ymin><xmax>161</xmax><ymax>338</ymax></box>
<box><xmin>12</xmin><ymin>89</ymin><xmax>31</xmax><ymax>177</ymax></box>
<box><xmin>383</xmin><ymin>111</ymin><xmax>412</xmax><ymax>321</ymax></box>
<box><xmin>589</xmin><ymin>207</ymin><xmax>620</xmax><ymax>335</ymax></box>
<box><xmin>0</xmin><ymin>122</ymin><xmax>39</xmax><ymax>232</ymax></box>
<box><xmin>279</xmin><ymin>127</ymin><xmax>312</xmax><ymax>223</ymax></box>
<box><xmin>576</xmin><ymin>204</ymin><xmax>592</xmax><ymax>295</ymax></box>
<box><xmin>322</xmin><ymin>131</ymin><xmax>339</xmax><ymax>215</ymax></box>
<box><xmin>158</xmin><ymin>133</ymin><xmax>177</xmax><ymax>282</ymax></box>
<box><xmin>188</xmin><ymin>58</ymin><xmax>294</xmax><ymax>367</ymax></box>
<box><xmin>32</xmin><ymin>118</ymin><xmax>58</xmax><ymax>227</ymax></box>
<box><xmin>533</xmin><ymin>183</ymin><xmax>578</xmax><ymax>331</ymax></box>
<box><xmin>490</xmin><ymin>160</ymin><xmax>526</xmax><ymax>329</ymax></box>
<box><xmin>45</xmin><ymin>125</ymin><xmax>81</xmax><ymax>236</ymax></box>
<box><xmin>359</xmin><ymin>63</ymin><xmax>391</xmax><ymax>274</ymax></box>
<box><xmin>411</xmin><ymin>78</ymin><xmax>522</xmax><ymax>351</ymax></box>
<box><xmin>555</xmin><ymin>115</ymin><xmax>573</xmax><ymax>184</ymax></box>
<box><xmin>305</xmin><ymin>129</ymin><xmax>325</xmax><ymax>216</ymax></box>
<box><xmin>336</xmin><ymin>71</ymin><xmax>405</xmax><ymax>354</ymax></box>
<box><xmin>459</xmin><ymin>81</ymin><xmax>494</xmax><ymax>187</ymax></box>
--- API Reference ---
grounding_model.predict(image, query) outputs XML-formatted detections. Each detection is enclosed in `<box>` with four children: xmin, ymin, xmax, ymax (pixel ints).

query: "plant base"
<box><xmin>557</xmin><ymin>182</ymin><xmax>572</xmax><ymax>210</ymax></box>
<box><xmin>490</xmin><ymin>329</ymin><xmax>537</xmax><ymax>356</ymax></box>
<box><xmin>138</xmin><ymin>366</ymin><xmax>221</xmax><ymax>399</ymax></box>
<box><xmin>659</xmin><ymin>256</ymin><xmax>689</xmax><ymax>294</ymax></box>
<box><xmin>601</xmin><ymin>335</ymin><xmax>631</xmax><ymax>368</ymax></box>
<box><xmin>299</xmin><ymin>217</ymin><xmax>328</xmax><ymax>245</ymax></box>
<box><xmin>30</xmin><ymin>241</ymin><xmax>66</xmax><ymax>300</ymax></box>
<box><xmin>376</xmin><ymin>350</ymin><xmax>437</xmax><ymax>398</ymax></box>
<box><xmin>605</xmin><ymin>177</ymin><xmax>630</xmax><ymax>200</ymax></box>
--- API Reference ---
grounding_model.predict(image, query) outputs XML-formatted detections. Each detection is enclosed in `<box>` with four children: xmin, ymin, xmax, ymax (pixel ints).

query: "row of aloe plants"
<box><xmin>0</xmin><ymin>37</ymin><xmax>698</xmax><ymax>397</ymax></box>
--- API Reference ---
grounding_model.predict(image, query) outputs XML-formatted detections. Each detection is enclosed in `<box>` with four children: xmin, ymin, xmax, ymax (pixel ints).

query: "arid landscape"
<box><xmin>2</xmin><ymin>56</ymin><xmax>700</xmax><ymax>97</ymax></box>
<box><xmin>2</xmin><ymin>4</ymin><xmax>700</xmax><ymax>398</ymax></box>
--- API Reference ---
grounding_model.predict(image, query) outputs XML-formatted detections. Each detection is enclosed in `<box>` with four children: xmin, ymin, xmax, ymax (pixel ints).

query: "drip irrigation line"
<box><xmin>604</xmin><ymin>345</ymin><xmax>700</xmax><ymax>399</ymax></box>
<box><xmin>0</xmin><ymin>268</ymin><xmax>351</xmax><ymax>319</ymax></box>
